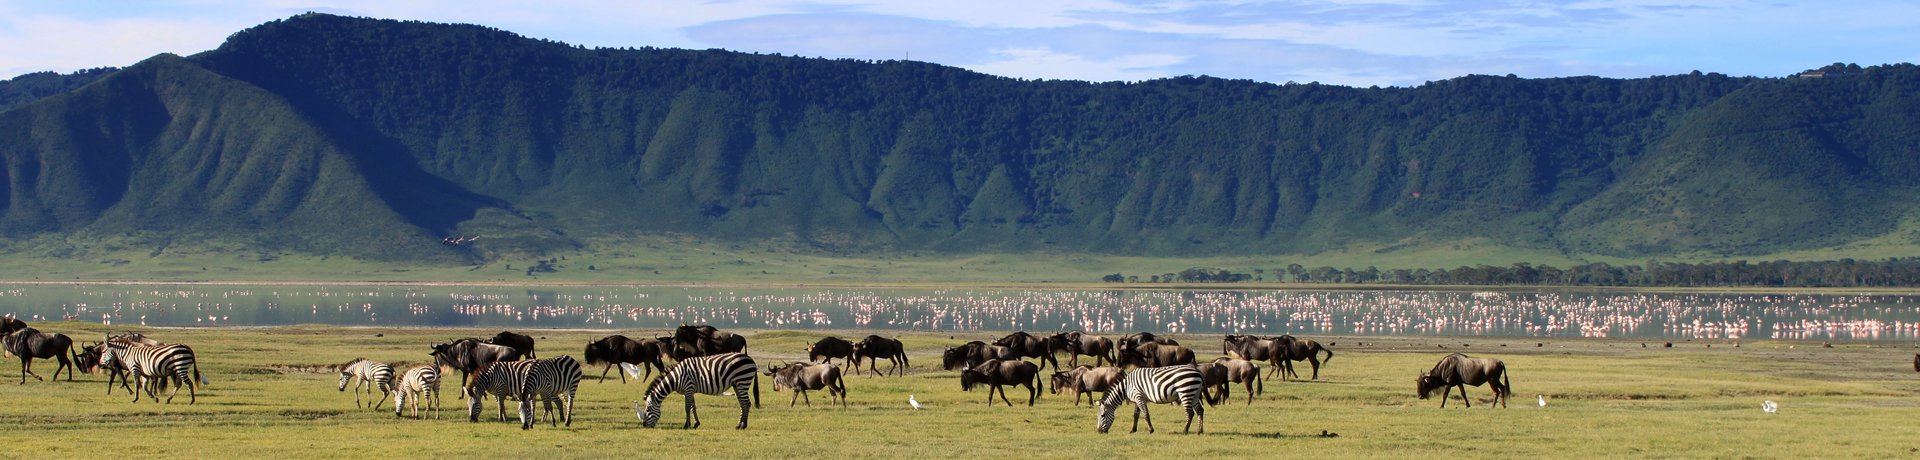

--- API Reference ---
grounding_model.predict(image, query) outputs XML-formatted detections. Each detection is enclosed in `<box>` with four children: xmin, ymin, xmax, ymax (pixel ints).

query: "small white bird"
<box><xmin>1538</xmin><ymin>395</ymin><xmax>1547</xmax><ymax>407</ymax></box>
<box><xmin>1762</xmin><ymin>400</ymin><xmax>1778</xmax><ymax>414</ymax></box>
<box><xmin>633</xmin><ymin>400</ymin><xmax>645</xmax><ymax>421</ymax></box>
<box><xmin>909</xmin><ymin>394</ymin><xmax>923</xmax><ymax>410</ymax></box>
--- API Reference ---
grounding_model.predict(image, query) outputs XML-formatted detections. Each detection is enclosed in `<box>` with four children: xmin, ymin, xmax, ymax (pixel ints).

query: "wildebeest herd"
<box><xmin>6</xmin><ymin>314</ymin><xmax>1625</xmax><ymax>435</ymax></box>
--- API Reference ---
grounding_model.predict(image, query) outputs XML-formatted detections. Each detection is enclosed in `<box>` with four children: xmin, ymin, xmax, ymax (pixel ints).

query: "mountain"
<box><xmin>3</xmin><ymin>13</ymin><xmax>1918</xmax><ymax>265</ymax></box>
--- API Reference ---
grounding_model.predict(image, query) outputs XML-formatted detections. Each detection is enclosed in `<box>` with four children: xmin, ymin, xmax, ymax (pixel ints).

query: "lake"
<box><xmin>3</xmin><ymin>284</ymin><xmax>1918</xmax><ymax>341</ymax></box>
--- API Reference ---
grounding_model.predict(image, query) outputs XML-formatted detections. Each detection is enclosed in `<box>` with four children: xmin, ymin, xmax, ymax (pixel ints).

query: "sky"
<box><xmin>1</xmin><ymin>1</ymin><xmax>1917</xmax><ymax>88</ymax></box>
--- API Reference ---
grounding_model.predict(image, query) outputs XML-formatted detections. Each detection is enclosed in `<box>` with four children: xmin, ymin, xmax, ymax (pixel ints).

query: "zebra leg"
<box><xmin>1190</xmin><ymin>398</ymin><xmax>1205</xmax><ymax>434</ymax></box>
<box><xmin>733</xmin><ymin>381</ymin><xmax>752</xmax><ymax>429</ymax></box>
<box><xmin>1139</xmin><ymin>399</ymin><xmax>1156</xmax><ymax>433</ymax></box>
<box><xmin>683</xmin><ymin>391</ymin><xmax>699</xmax><ymax>429</ymax></box>
<box><xmin>496</xmin><ymin>394</ymin><xmax>509</xmax><ymax>422</ymax></box>
<box><xmin>564</xmin><ymin>391</ymin><xmax>576</xmax><ymax>427</ymax></box>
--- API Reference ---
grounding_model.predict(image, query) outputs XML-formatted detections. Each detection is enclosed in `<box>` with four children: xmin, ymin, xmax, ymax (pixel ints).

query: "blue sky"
<box><xmin>2</xmin><ymin>1</ymin><xmax>1916</xmax><ymax>87</ymax></box>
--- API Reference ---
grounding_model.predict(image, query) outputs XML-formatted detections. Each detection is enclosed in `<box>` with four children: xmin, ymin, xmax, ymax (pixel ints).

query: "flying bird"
<box><xmin>909</xmin><ymin>394</ymin><xmax>923</xmax><ymax>410</ymax></box>
<box><xmin>1762</xmin><ymin>400</ymin><xmax>1778</xmax><ymax>414</ymax></box>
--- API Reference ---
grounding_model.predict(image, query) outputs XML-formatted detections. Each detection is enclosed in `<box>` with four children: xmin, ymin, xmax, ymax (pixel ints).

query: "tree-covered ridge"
<box><xmin>2</xmin><ymin>13</ymin><xmax>1918</xmax><ymax>263</ymax></box>
<box><xmin>0</xmin><ymin>67</ymin><xmax>116</xmax><ymax>112</ymax></box>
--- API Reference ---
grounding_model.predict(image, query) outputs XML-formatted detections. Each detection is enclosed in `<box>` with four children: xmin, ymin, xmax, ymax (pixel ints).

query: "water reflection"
<box><xmin>3</xmin><ymin>285</ymin><xmax>1918</xmax><ymax>341</ymax></box>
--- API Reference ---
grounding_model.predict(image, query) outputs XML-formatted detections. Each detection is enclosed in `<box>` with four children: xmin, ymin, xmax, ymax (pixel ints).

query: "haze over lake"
<box><xmin>4</xmin><ymin>284</ymin><xmax>1918</xmax><ymax>341</ymax></box>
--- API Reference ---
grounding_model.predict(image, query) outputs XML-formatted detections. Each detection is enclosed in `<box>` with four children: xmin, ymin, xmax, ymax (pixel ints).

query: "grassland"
<box><xmin>4</xmin><ymin>323</ymin><xmax>1919</xmax><ymax>459</ymax></box>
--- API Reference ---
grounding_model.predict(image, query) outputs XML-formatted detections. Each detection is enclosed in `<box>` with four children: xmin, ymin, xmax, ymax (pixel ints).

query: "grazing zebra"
<box><xmin>1096</xmin><ymin>365</ymin><xmax>1205</xmax><ymax>434</ymax></box>
<box><xmin>515</xmin><ymin>356</ymin><xmax>584</xmax><ymax>429</ymax></box>
<box><xmin>467</xmin><ymin>360</ymin><xmax>537</xmax><ymax>424</ymax></box>
<box><xmin>96</xmin><ymin>341</ymin><xmax>205</xmax><ymax>404</ymax></box>
<box><xmin>337</xmin><ymin>358</ymin><xmax>395</xmax><ymax>410</ymax></box>
<box><xmin>395</xmin><ymin>365</ymin><xmax>442</xmax><ymax>419</ymax></box>
<box><xmin>640</xmin><ymin>352</ymin><xmax>759</xmax><ymax>429</ymax></box>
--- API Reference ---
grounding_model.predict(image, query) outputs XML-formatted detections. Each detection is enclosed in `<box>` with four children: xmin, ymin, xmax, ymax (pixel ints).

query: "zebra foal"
<box><xmin>1096</xmin><ymin>365</ymin><xmax>1205</xmax><ymax>434</ymax></box>
<box><xmin>515</xmin><ymin>356</ymin><xmax>583</xmax><ymax>429</ymax></box>
<box><xmin>395</xmin><ymin>365</ymin><xmax>442</xmax><ymax>419</ymax></box>
<box><xmin>338</xmin><ymin>358</ymin><xmax>395</xmax><ymax>410</ymax></box>
<box><xmin>638</xmin><ymin>352</ymin><xmax>759</xmax><ymax>429</ymax></box>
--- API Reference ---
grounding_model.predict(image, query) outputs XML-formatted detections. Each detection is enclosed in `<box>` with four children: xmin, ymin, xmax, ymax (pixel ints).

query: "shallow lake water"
<box><xmin>4</xmin><ymin>284</ymin><xmax>1919</xmax><ymax>341</ymax></box>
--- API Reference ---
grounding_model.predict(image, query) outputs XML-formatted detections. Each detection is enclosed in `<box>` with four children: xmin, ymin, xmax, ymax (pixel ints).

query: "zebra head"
<box><xmin>640</xmin><ymin>377</ymin><xmax>668</xmax><ymax>427</ymax></box>
<box><xmin>1095</xmin><ymin>383</ymin><xmax>1127</xmax><ymax>434</ymax></box>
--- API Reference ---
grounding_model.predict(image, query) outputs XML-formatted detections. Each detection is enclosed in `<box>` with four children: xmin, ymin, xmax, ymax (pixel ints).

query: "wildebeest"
<box><xmin>993</xmin><ymin>331</ymin><xmax>1058</xmax><ymax>370</ymax></box>
<box><xmin>960</xmin><ymin>359</ymin><xmax>1042</xmax><ymax>407</ymax></box>
<box><xmin>1118</xmin><ymin>342</ymin><xmax>1195</xmax><ymax>368</ymax></box>
<box><xmin>765</xmin><ymin>362</ymin><xmax>848</xmax><ymax>408</ymax></box>
<box><xmin>1047</xmin><ymin>331</ymin><xmax>1116</xmax><ymax>367</ymax></box>
<box><xmin>1196</xmin><ymin>357</ymin><xmax>1262</xmax><ymax>406</ymax></box>
<box><xmin>1050</xmin><ymin>365</ymin><xmax>1125</xmax><ymax>406</ymax></box>
<box><xmin>851</xmin><ymin>335</ymin><xmax>909</xmax><ymax>377</ymax></box>
<box><xmin>1277</xmin><ymin>335</ymin><xmax>1334</xmax><ymax>380</ymax></box>
<box><xmin>1913</xmin><ymin>353</ymin><xmax>1919</xmax><ymax>372</ymax></box>
<box><xmin>583</xmin><ymin>335</ymin><xmax>668</xmax><ymax>383</ymax></box>
<box><xmin>943</xmin><ymin>341</ymin><xmax>1016</xmax><ymax>370</ymax></box>
<box><xmin>486</xmin><ymin>331</ymin><xmax>538</xmax><ymax>359</ymax></box>
<box><xmin>1118</xmin><ymin>332</ymin><xmax>1180</xmax><ymax>352</ymax></box>
<box><xmin>807</xmin><ymin>336</ymin><xmax>856</xmax><ymax>368</ymax></box>
<box><xmin>0</xmin><ymin>316</ymin><xmax>26</xmax><ymax>336</ymax></box>
<box><xmin>3</xmin><ymin>327</ymin><xmax>74</xmax><ymax>383</ymax></box>
<box><xmin>671</xmin><ymin>325</ymin><xmax>749</xmax><ymax>359</ymax></box>
<box><xmin>1416</xmin><ymin>353</ymin><xmax>1510</xmax><ymax>408</ymax></box>
<box><xmin>1222</xmin><ymin>334</ymin><xmax>1286</xmax><ymax>378</ymax></box>
<box><xmin>74</xmin><ymin>342</ymin><xmax>135</xmax><ymax>395</ymax></box>
<box><xmin>429</xmin><ymin>338</ymin><xmax>525</xmax><ymax>393</ymax></box>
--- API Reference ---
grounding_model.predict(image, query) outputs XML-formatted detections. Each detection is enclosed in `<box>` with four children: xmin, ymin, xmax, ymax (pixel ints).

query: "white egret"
<box><xmin>909</xmin><ymin>394</ymin><xmax>923</xmax><ymax>410</ymax></box>
<box><xmin>1538</xmin><ymin>395</ymin><xmax>1546</xmax><ymax>407</ymax></box>
<box><xmin>1762</xmin><ymin>400</ymin><xmax>1778</xmax><ymax>414</ymax></box>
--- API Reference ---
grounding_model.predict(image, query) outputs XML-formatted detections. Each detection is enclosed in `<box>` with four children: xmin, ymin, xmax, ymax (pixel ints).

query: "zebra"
<box><xmin>337</xmin><ymin>358</ymin><xmax>395</xmax><ymax>410</ymax></box>
<box><xmin>639</xmin><ymin>352</ymin><xmax>759</xmax><ymax>429</ymax></box>
<box><xmin>467</xmin><ymin>360</ymin><xmax>537</xmax><ymax>424</ymax></box>
<box><xmin>395</xmin><ymin>365</ymin><xmax>442</xmax><ymax>419</ymax></box>
<box><xmin>515</xmin><ymin>356</ymin><xmax>583</xmax><ymax>429</ymax></box>
<box><xmin>1096</xmin><ymin>364</ymin><xmax>1205</xmax><ymax>434</ymax></box>
<box><xmin>96</xmin><ymin>341</ymin><xmax>205</xmax><ymax>404</ymax></box>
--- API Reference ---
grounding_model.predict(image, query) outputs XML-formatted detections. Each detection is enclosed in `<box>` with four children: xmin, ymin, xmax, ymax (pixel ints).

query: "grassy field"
<box><xmin>5</xmin><ymin>323</ymin><xmax>1920</xmax><ymax>459</ymax></box>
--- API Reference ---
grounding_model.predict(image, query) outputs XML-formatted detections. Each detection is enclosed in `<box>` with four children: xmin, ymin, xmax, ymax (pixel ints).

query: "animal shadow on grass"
<box><xmin>1225</xmin><ymin>430</ymin><xmax>1344</xmax><ymax>440</ymax></box>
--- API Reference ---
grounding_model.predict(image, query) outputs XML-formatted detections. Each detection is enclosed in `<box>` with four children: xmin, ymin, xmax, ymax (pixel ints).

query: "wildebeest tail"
<box><xmin>1319</xmin><ymin>347</ymin><xmax>1333</xmax><ymax>366</ymax></box>
<box><xmin>1254</xmin><ymin>367</ymin><xmax>1264</xmax><ymax>397</ymax></box>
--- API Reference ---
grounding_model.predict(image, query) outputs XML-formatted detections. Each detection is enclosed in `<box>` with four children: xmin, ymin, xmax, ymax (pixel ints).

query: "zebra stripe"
<box><xmin>1096</xmin><ymin>365</ymin><xmax>1205</xmax><ymax>434</ymax></box>
<box><xmin>640</xmin><ymin>352</ymin><xmax>759</xmax><ymax>429</ymax></box>
<box><xmin>467</xmin><ymin>360</ymin><xmax>537</xmax><ymax>423</ymax></box>
<box><xmin>395</xmin><ymin>365</ymin><xmax>441</xmax><ymax>419</ymax></box>
<box><xmin>98</xmin><ymin>341</ymin><xmax>202</xmax><ymax>404</ymax></box>
<box><xmin>515</xmin><ymin>356</ymin><xmax>583</xmax><ymax>429</ymax></box>
<box><xmin>338</xmin><ymin>359</ymin><xmax>394</xmax><ymax>410</ymax></box>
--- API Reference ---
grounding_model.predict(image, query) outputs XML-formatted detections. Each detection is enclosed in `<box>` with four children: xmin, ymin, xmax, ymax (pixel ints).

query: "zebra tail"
<box><xmin>195</xmin><ymin>362</ymin><xmax>208</xmax><ymax>387</ymax></box>
<box><xmin>752</xmin><ymin>372</ymin><xmax>761</xmax><ymax>409</ymax></box>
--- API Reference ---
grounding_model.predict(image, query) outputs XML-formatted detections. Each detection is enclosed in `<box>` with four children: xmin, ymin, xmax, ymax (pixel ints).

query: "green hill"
<box><xmin>2</xmin><ymin>14</ymin><xmax>1918</xmax><ymax>275</ymax></box>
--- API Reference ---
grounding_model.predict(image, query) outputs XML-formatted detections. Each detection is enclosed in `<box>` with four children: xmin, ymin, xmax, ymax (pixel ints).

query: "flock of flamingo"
<box><xmin>3</xmin><ymin>286</ymin><xmax>1919</xmax><ymax>340</ymax></box>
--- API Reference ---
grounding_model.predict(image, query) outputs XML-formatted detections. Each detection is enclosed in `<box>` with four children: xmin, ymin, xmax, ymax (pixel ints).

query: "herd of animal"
<box><xmin>4</xmin><ymin>315</ymin><xmax>1553</xmax><ymax>434</ymax></box>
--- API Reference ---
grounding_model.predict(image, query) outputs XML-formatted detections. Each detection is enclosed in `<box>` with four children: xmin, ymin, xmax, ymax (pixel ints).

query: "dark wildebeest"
<box><xmin>75</xmin><ymin>342</ymin><xmax>136</xmax><ymax>394</ymax></box>
<box><xmin>1276</xmin><ymin>335</ymin><xmax>1334</xmax><ymax>380</ymax></box>
<box><xmin>583</xmin><ymin>335</ymin><xmax>668</xmax><ymax>383</ymax></box>
<box><xmin>486</xmin><ymin>331</ymin><xmax>537</xmax><ymax>359</ymax></box>
<box><xmin>851</xmin><ymin>335</ymin><xmax>909</xmax><ymax>377</ymax></box>
<box><xmin>1416</xmin><ymin>353</ymin><xmax>1510</xmax><ymax>408</ymax></box>
<box><xmin>1118</xmin><ymin>342</ymin><xmax>1195</xmax><ymax>368</ymax></box>
<box><xmin>1050</xmin><ymin>365</ymin><xmax>1125</xmax><ymax>406</ymax></box>
<box><xmin>4</xmin><ymin>327</ymin><xmax>74</xmax><ymax>383</ymax></box>
<box><xmin>429</xmin><ymin>338</ymin><xmax>525</xmax><ymax>394</ymax></box>
<box><xmin>960</xmin><ymin>359</ymin><xmax>1042</xmax><ymax>407</ymax></box>
<box><xmin>1117</xmin><ymin>332</ymin><xmax>1180</xmax><ymax>352</ymax></box>
<box><xmin>942</xmin><ymin>341</ymin><xmax>1015</xmax><ymax>370</ymax></box>
<box><xmin>1196</xmin><ymin>357</ymin><xmax>1262</xmax><ymax>406</ymax></box>
<box><xmin>1222</xmin><ymin>334</ymin><xmax>1287</xmax><ymax>378</ymax></box>
<box><xmin>1046</xmin><ymin>331</ymin><xmax>1116</xmax><ymax>368</ymax></box>
<box><xmin>671</xmin><ymin>325</ymin><xmax>749</xmax><ymax>359</ymax></box>
<box><xmin>993</xmin><ymin>331</ymin><xmax>1058</xmax><ymax>370</ymax></box>
<box><xmin>765</xmin><ymin>362</ymin><xmax>848</xmax><ymax>408</ymax></box>
<box><xmin>0</xmin><ymin>316</ymin><xmax>26</xmax><ymax>336</ymax></box>
<box><xmin>1913</xmin><ymin>353</ymin><xmax>1919</xmax><ymax>372</ymax></box>
<box><xmin>807</xmin><ymin>337</ymin><xmax>856</xmax><ymax>369</ymax></box>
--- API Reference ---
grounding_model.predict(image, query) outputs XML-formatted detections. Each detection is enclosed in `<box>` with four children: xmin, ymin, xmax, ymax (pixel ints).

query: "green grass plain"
<box><xmin>4</xmin><ymin>323</ymin><xmax>1919</xmax><ymax>458</ymax></box>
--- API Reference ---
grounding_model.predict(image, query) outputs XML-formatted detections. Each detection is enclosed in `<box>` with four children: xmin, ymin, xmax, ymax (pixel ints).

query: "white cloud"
<box><xmin>965</xmin><ymin>47</ymin><xmax>1184</xmax><ymax>82</ymax></box>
